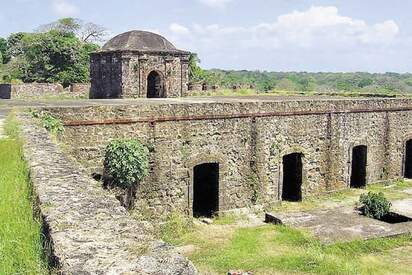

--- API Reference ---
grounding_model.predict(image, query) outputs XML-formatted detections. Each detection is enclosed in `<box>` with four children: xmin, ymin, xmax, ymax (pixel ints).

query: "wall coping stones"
<box><xmin>20</xmin><ymin>115</ymin><xmax>196</xmax><ymax>274</ymax></box>
<box><xmin>32</xmin><ymin>97</ymin><xmax>412</xmax><ymax>125</ymax></box>
<box><xmin>0</xmin><ymin>83</ymin><xmax>64</xmax><ymax>99</ymax></box>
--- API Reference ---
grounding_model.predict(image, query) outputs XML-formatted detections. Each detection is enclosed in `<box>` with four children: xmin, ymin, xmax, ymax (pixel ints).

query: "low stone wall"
<box><xmin>0</xmin><ymin>83</ymin><xmax>64</xmax><ymax>99</ymax></box>
<box><xmin>69</xmin><ymin>83</ymin><xmax>90</xmax><ymax>97</ymax></box>
<box><xmin>20</xmin><ymin>115</ymin><xmax>196</xmax><ymax>274</ymax></box>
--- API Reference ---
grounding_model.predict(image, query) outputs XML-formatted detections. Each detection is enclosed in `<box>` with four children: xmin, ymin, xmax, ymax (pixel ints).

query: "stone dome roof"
<box><xmin>102</xmin><ymin>30</ymin><xmax>180</xmax><ymax>52</ymax></box>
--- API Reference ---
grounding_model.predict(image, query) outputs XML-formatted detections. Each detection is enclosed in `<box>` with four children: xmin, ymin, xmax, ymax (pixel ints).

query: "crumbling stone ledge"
<box><xmin>20</xmin><ymin>115</ymin><xmax>196</xmax><ymax>274</ymax></box>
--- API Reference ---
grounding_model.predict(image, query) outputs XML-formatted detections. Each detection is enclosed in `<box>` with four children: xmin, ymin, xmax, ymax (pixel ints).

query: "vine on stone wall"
<box><xmin>247</xmin><ymin>172</ymin><xmax>260</xmax><ymax>204</ymax></box>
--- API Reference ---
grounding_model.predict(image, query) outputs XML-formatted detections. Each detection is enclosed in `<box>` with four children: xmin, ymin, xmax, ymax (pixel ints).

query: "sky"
<box><xmin>1</xmin><ymin>0</ymin><xmax>412</xmax><ymax>73</ymax></box>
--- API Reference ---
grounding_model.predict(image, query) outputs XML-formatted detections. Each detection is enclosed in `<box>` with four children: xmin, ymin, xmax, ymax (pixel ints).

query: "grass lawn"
<box><xmin>0</xmin><ymin>113</ymin><xmax>47</xmax><ymax>274</ymax></box>
<box><xmin>176</xmin><ymin>224</ymin><xmax>412</xmax><ymax>275</ymax></box>
<box><xmin>161</xmin><ymin>181</ymin><xmax>412</xmax><ymax>274</ymax></box>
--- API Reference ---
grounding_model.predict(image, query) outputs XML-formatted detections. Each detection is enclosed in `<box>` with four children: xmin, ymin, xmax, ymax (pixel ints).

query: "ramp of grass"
<box><xmin>0</xmin><ymin>113</ymin><xmax>47</xmax><ymax>274</ymax></box>
<box><xmin>178</xmin><ymin>223</ymin><xmax>412</xmax><ymax>275</ymax></box>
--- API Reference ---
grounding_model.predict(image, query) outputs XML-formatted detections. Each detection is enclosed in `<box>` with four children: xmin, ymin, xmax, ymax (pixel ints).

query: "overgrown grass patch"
<box><xmin>269</xmin><ymin>180</ymin><xmax>412</xmax><ymax>213</ymax></box>
<box><xmin>179</xmin><ymin>223</ymin><xmax>412</xmax><ymax>274</ymax></box>
<box><xmin>159</xmin><ymin>211</ymin><xmax>194</xmax><ymax>245</ymax></box>
<box><xmin>0</xmin><ymin>113</ymin><xmax>47</xmax><ymax>274</ymax></box>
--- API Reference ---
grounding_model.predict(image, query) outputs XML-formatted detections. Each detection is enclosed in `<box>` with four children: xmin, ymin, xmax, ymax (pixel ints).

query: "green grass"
<box><xmin>160</xmin><ymin>211</ymin><xmax>194</xmax><ymax>245</ymax></box>
<box><xmin>270</xmin><ymin>180</ymin><xmax>412</xmax><ymax>213</ymax></box>
<box><xmin>0</xmin><ymin>113</ymin><xmax>47</xmax><ymax>274</ymax></box>
<box><xmin>178</xmin><ymin>224</ymin><xmax>412</xmax><ymax>274</ymax></box>
<box><xmin>165</xmin><ymin>180</ymin><xmax>412</xmax><ymax>274</ymax></box>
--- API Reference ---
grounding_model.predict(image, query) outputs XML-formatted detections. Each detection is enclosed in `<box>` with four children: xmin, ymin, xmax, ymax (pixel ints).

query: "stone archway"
<box><xmin>147</xmin><ymin>71</ymin><xmax>164</xmax><ymax>98</ymax></box>
<box><xmin>404</xmin><ymin>139</ymin><xmax>412</xmax><ymax>178</ymax></box>
<box><xmin>350</xmin><ymin>145</ymin><xmax>368</xmax><ymax>188</ymax></box>
<box><xmin>281</xmin><ymin>152</ymin><xmax>303</xmax><ymax>201</ymax></box>
<box><xmin>192</xmin><ymin>163</ymin><xmax>219</xmax><ymax>217</ymax></box>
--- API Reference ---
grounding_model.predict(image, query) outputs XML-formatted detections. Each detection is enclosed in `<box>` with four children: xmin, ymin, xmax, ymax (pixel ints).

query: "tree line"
<box><xmin>0</xmin><ymin>18</ymin><xmax>106</xmax><ymax>87</ymax></box>
<box><xmin>189</xmin><ymin>55</ymin><xmax>412</xmax><ymax>94</ymax></box>
<box><xmin>2</xmin><ymin>19</ymin><xmax>412</xmax><ymax>95</ymax></box>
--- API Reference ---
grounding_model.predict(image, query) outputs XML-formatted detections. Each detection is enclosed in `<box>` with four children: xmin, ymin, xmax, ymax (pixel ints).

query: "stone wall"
<box><xmin>20</xmin><ymin>115</ymin><xmax>196</xmax><ymax>274</ymax></box>
<box><xmin>42</xmin><ymin>97</ymin><xmax>412</xmax><ymax>216</ymax></box>
<box><xmin>0</xmin><ymin>83</ymin><xmax>63</xmax><ymax>99</ymax></box>
<box><xmin>90</xmin><ymin>51</ymin><xmax>189</xmax><ymax>99</ymax></box>
<box><xmin>69</xmin><ymin>83</ymin><xmax>90</xmax><ymax>96</ymax></box>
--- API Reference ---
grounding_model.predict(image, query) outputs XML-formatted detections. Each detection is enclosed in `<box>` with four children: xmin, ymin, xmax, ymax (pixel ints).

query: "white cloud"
<box><xmin>169</xmin><ymin>23</ymin><xmax>190</xmax><ymax>35</ymax></box>
<box><xmin>166</xmin><ymin>6</ymin><xmax>401</xmax><ymax>71</ymax></box>
<box><xmin>169</xmin><ymin>6</ymin><xmax>399</xmax><ymax>52</ymax></box>
<box><xmin>51</xmin><ymin>0</ymin><xmax>78</xmax><ymax>17</ymax></box>
<box><xmin>198</xmin><ymin>0</ymin><xmax>233</xmax><ymax>9</ymax></box>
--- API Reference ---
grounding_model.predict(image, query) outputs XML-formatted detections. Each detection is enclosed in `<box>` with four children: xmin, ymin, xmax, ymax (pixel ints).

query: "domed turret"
<box><xmin>102</xmin><ymin>30</ymin><xmax>180</xmax><ymax>52</ymax></box>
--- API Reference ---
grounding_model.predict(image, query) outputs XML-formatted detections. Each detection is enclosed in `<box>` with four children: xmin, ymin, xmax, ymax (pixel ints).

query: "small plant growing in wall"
<box><xmin>30</xmin><ymin>109</ymin><xmax>64</xmax><ymax>136</ymax></box>
<box><xmin>103</xmin><ymin>139</ymin><xmax>149</xmax><ymax>208</ymax></box>
<box><xmin>359</xmin><ymin>191</ymin><xmax>391</xmax><ymax>219</ymax></box>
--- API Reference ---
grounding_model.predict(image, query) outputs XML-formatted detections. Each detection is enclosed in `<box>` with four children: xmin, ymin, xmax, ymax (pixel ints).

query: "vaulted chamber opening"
<box><xmin>350</xmin><ymin>145</ymin><xmax>368</xmax><ymax>188</ymax></box>
<box><xmin>193</xmin><ymin>163</ymin><xmax>219</xmax><ymax>217</ymax></box>
<box><xmin>404</xmin><ymin>140</ymin><xmax>412</xmax><ymax>179</ymax></box>
<box><xmin>282</xmin><ymin>153</ymin><xmax>303</xmax><ymax>202</ymax></box>
<box><xmin>147</xmin><ymin>71</ymin><xmax>164</xmax><ymax>98</ymax></box>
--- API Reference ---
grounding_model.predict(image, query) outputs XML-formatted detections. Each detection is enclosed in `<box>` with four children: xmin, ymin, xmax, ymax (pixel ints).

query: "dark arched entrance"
<box><xmin>404</xmin><ymin>140</ymin><xmax>412</xmax><ymax>178</ymax></box>
<box><xmin>350</xmin><ymin>145</ymin><xmax>367</xmax><ymax>188</ymax></box>
<box><xmin>282</xmin><ymin>153</ymin><xmax>303</xmax><ymax>201</ymax></box>
<box><xmin>147</xmin><ymin>71</ymin><xmax>164</xmax><ymax>98</ymax></box>
<box><xmin>193</xmin><ymin>163</ymin><xmax>219</xmax><ymax>217</ymax></box>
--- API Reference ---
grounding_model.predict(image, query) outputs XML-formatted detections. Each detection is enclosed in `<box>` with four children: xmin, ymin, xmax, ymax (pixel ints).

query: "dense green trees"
<box><xmin>0</xmin><ymin>38</ymin><xmax>6</xmax><ymax>64</ymax></box>
<box><xmin>191</xmin><ymin>69</ymin><xmax>412</xmax><ymax>94</ymax></box>
<box><xmin>0</xmin><ymin>18</ymin><xmax>101</xmax><ymax>86</ymax></box>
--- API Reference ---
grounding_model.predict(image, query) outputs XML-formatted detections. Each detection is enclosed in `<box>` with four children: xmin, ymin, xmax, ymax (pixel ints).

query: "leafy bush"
<box><xmin>359</xmin><ymin>192</ymin><xmax>391</xmax><ymax>219</ymax></box>
<box><xmin>104</xmin><ymin>139</ymin><xmax>149</xmax><ymax>189</ymax></box>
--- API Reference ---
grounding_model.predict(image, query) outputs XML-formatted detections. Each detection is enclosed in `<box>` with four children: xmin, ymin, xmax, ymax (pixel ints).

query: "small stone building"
<box><xmin>90</xmin><ymin>31</ymin><xmax>190</xmax><ymax>99</ymax></box>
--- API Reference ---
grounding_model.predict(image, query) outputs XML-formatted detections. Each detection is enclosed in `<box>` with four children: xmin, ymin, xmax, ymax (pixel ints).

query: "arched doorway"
<box><xmin>350</xmin><ymin>145</ymin><xmax>367</xmax><ymax>188</ymax></box>
<box><xmin>147</xmin><ymin>71</ymin><xmax>164</xmax><ymax>98</ymax></box>
<box><xmin>193</xmin><ymin>163</ymin><xmax>219</xmax><ymax>217</ymax></box>
<box><xmin>404</xmin><ymin>139</ymin><xmax>412</xmax><ymax>178</ymax></box>
<box><xmin>282</xmin><ymin>153</ymin><xmax>303</xmax><ymax>201</ymax></box>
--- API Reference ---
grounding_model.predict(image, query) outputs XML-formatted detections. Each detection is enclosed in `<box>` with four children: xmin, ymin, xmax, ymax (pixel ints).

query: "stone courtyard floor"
<box><xmin>266</xmin><ymin>185</ymin><xmax>412</xmax><ymax>243</ymax></box>
<box><xmin>266</xmin><ymin>200</ymin><xmax>412</xmax><ymax>243</ymax></box>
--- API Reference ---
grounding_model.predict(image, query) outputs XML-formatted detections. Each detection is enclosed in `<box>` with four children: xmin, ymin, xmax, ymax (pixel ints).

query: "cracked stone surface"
<box><xmin>20</xmin><ymin>115</ymin><xmax>197</xmax><ymax>274</ymax></box>
<box><xmin>267</xmin><ymin>202</ymin><xmax>412</xmax><ymax>243</ymax></box>
<box><xmin>392</xmin><ymin>199</ymin><xmax>412</xmax><ymax>218</ymax></box>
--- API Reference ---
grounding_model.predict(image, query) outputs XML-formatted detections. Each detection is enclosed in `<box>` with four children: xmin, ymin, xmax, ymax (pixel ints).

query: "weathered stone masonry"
<box><xmin>43</xmin><ymin>97</ymin><xmax>412</xmax><ymax>216</ymax></box>
<box><xmin>0</xmin><ymin>83</ymin><xmax>64</xmax><ymax>99</ymax></box>
<box><xmin>20</xmin><ymin>115</ymin><xmax>196</xmax><ymax>274</ymax></box>
<box><xmin>90</xmin><ymin>31</ymin><xmax>190</xmax><ymax>99</ymax></box>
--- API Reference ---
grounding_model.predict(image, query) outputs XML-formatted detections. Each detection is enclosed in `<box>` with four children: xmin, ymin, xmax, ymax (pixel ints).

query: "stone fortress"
<box><xmin>40</xmin><ymin>30</ymin><xmax>412</xmax><ymax>218</ymax></box>
<box><xmin>6</xmin><ymin>30</ymin><xmax>412</xmax><ymax>274</ymax></box>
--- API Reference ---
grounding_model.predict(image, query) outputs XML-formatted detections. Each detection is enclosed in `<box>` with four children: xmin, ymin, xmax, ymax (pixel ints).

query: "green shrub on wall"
<box><xmin>30</xmin><ymin>110</ymin><xmax>64</xmax><ymax>135</ymax></box>
<box><xmin>41</xmin><ymin>114</ymin><xmax>64</xmax><ymax>135</ymax></box>
<box><xmin>359</xmin><ymin>191</ymin><xmax>391</xmax><ymax>219</ymax></box>
<box><xmin>104</xmin><ymin>139</ymin><xmax>149</xmax><ymax>189</ymax></box>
